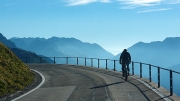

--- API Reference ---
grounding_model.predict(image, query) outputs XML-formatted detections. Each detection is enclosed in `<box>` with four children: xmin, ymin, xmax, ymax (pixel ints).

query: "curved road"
<box><xmin>15</xmin><ymin>64</ymin><xmax>171</xmax><ymax>101</ymax></box>
<box><xmin>17</xmin><ymin>64</ymin><xmax>112</xmax><ymax>101</ymax></box>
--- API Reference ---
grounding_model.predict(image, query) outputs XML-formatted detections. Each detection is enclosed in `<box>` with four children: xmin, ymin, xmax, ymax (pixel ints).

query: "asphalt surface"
<box><xmin>14</xmin><ymin>64</ymin><xmax>171</xmax><ymax>101</ymax></box>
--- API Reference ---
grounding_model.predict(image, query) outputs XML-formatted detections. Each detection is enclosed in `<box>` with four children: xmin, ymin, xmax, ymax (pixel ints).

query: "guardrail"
<box><xmin>132</xmin><ymin>62</ymin><xmax>180</xmax><ymax>96</ymax></box>
<box><xmin>22</xmin><ymin>57</ymin><xmax>180</xmax><ymax>96</ymax></box>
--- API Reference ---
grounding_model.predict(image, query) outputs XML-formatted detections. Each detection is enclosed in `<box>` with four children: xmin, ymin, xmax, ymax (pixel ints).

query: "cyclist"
<box><xmin>119</xmin><ymin>49</ymin><xmax>131</xmax><ymax>77</ymax></box>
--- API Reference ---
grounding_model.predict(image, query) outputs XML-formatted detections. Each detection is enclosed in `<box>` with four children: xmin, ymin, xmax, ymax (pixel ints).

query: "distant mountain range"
<box><xmin>10</xmin><ymin>37</ymin><xmax>114</xmax><ymax>59</ymax></box>
<box><xmin>0</xmin><ymin>33</ymin><xmax>51</xmax><ymax>63</ymax></box>
<box><xmin>114</xmin><ymin>37</ymin><xmax>180</xmax><ymax>68</ymax></box>
<box><xmin>7</xmin><ymin>34</ymin><xmax>180</xmax><ymax>69</ymax></box>
<box><xmin>0</xmin><ymin>33</ymin><xmax>16</xmax><ymax>48</ymax></box>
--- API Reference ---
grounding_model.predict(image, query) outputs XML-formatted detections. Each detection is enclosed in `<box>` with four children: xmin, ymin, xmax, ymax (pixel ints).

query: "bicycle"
<box><xmin>123</xmin><ymin>64</ymin><xmax>129</xmax><ymax>81</ymax></box>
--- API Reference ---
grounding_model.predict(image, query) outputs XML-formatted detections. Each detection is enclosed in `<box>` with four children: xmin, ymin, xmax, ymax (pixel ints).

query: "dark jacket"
<box><xmin>120</xmin><ymin>51</ymin><xmax>131</xmax><ymax>64</ymax></box>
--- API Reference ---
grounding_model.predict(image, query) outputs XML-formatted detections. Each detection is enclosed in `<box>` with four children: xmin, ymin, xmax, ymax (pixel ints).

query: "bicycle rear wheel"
<box><xmin>124</xmin><ymin>65</ymin><xmax>128</xmax><ymax>81</ymax></box>
<box><xmin>125</xmin><ymin>70</ymin><xmax>128</xmax><ymax>81</ymax></box>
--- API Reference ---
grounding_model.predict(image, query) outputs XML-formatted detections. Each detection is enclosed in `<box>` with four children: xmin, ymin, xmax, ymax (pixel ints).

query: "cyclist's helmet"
<box><xmin>124</xmin><ymin>49</ymin><xmax>127</xmax><ymax>52</ymax></box>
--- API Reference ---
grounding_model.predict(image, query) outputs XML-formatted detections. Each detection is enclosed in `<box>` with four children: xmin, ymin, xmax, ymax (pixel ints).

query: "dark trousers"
<box><xmin>122</xmin><ymin>61</ymin><xmax>130</xmax><ymax>74</ymax></box>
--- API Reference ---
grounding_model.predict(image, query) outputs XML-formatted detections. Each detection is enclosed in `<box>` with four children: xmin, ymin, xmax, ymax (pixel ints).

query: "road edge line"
<box><xmin>130</xmin><ymin>76</ymin><xmax>171</xmax><ymax>101</ymax></box>
<box><xmin>11</xmin><ymin>69</ymin><xmax>45</xmax><ymax>101</ymax></box>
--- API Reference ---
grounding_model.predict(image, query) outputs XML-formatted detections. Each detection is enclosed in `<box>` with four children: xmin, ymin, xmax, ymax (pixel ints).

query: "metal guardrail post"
<box><xmin>106</xmin><ymin>59</ymin><xmax>107</xmax><ymax>69</ymax></box>
<box><xmin>132</xmin><ymin>61</ymin><xmax>134</xmax><ymax>75</ymax></box>
<box><xmin>77</xmin><ymin>57</ymin><xmax>78</xmax><ymax>65</ymax></box>
<box><xmin>140</xmin><ymin>63</ymin><xmax>142</xmax><ymax>78</ymax></box>
<box><xmin>54</xmin><ymin>57</ymin><xmax>56</xmax><ymax>64</ymax></box>
<box><xmin>170</xmin><ymin>70</ymin><xmax>173</xmax><ymax>96</ymax></box>
<box><xmin>85</xmin><ymin>58</ymin><xmax>86</xmax><ymax>66</ymax></box>
<box><xmin>158</xmin><ymin>67</ymin><xmax>160</xmax><ymax>88</ymax></box>
<box><xmin>149</xmin><ymin>64</ymin><xmax>152</xmax><ymax>82</ymax></box>
<box><xmin>66</xmin><ymin>57</ymin><xmax>68</xmax><ymax>64</ymax></box>
<box><xmin>98</xmin><ymin>59</ymin><xmax>99</xmax><ymax>68</ymax></box>
<box><xmin>91</xmin><ymin>58</ymin><xmax>93</xmax><ymax>67</ymax></box>
<box><xmin>114</xmin><ymin>60</ymin><xmax>116</xmax><ymax>71</ymax></box>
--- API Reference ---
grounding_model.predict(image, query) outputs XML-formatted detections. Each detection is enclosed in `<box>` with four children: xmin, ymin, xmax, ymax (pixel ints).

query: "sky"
<box><xmin>0</xmin><ymin>0</ymin><xmax>180</xmax><ymax>55</ymax></box>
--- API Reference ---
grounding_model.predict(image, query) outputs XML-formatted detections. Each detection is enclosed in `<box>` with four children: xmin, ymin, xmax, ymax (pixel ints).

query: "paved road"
<box><xmin>15</xmin><ymin>64</ymin><xmax>170</xmax><ymax>101</ymax></box>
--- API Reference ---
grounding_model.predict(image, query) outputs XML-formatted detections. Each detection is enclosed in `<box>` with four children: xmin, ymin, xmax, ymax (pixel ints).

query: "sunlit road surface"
<box><xmin>16</xmin><ymin>64</ymin><xmax>167</xmax><ymax>101</ymax></box>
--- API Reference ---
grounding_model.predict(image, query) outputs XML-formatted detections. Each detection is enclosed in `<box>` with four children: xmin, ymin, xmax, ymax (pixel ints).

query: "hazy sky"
<box><xmin>1</xmin><ymin>0</ymin><xmax>180</xmax><ymax>55</ymax></box>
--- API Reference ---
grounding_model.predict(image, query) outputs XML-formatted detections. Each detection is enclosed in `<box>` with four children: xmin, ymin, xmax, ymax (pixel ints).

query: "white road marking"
<box><xmin>11</xmin><ymin>69</ymin><xmax>45</xmax><ymax>101</ymax></box>
<box><xmin>92</xmin><ymin>92</ymin><xmax>96</xmax><ymax>101</ymax></box>
<box><xmin>130</xmin><ymin>76</ymin><xmax>172</xmax><ymax>101</ymax></box>
<box><xmin>105</xmin><ymin>87</ymin><xmax>110</xmax><ymax>99</ymax></box>
<box><xmin>128</xmin><ymin>94</ymin><xmax>132</xmax><ymax>99</ymax></box>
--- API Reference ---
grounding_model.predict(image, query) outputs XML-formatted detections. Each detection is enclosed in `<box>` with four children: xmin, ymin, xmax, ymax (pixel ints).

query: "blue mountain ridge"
<box><xmin>10</xmin><ymin>37</ymin><xmax>114</xmax><ymax>60</ymax></box>
<box><xmin>114</xmin><ymin>37</ymin><xmax>180</xmax><ymax>68</ymax></box>
<box><xmin>0</xmin><ymin>33</ymin><xmax>17</xmax><ymax>48</ymax></box>
<box><xmin>0</xmin><ymin>33</ymin><xmax>52</xmax><ymax>63</ymax></box>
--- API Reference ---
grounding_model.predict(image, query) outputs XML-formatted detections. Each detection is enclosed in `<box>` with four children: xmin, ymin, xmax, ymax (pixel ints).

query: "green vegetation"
<box><xmin>0</xmin><ymin>42</ymin><xmax>34</xmax><ymax>97</ymax></box>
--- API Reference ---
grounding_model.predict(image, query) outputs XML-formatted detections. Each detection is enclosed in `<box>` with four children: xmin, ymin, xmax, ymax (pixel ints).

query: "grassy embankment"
<box><xmin>0</xmin><ymin>42</ymin><xmax>34</xmax><ymax>97</ymax></box>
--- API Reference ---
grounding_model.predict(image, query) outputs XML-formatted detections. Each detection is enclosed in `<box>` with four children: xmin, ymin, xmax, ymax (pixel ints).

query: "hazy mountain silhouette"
<box><xmin>114</xmin><ymin>37</ymin><xmax>180</xmax><ymax>68</ymax></box>
<box><xmin>10</xmin><ymin>37</ymin><xmax>114</xmax><ymax>59</ymax></box>
<box><xmin>0</xmin><ymin>33</ymin><xmax>16</xmax><ymax>48</ymax></box>
<box><xmin>0</xmin><ymin>33</ymin><xmax>51</xmax><ymax>63</ymax></box>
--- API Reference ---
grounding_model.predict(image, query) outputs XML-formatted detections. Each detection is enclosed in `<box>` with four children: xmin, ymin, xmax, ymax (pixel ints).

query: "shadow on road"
<box><xmin>89</xmin><ymin>81</ymin><xmax>124</xmax><ymax>89</ymax></box>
